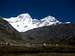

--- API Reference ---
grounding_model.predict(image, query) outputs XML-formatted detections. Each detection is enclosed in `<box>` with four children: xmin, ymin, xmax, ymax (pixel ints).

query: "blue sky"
<box><xmin>0</xmin><ymin>0</ymin><xmax>75</xmax><ymax>23</ymax></box>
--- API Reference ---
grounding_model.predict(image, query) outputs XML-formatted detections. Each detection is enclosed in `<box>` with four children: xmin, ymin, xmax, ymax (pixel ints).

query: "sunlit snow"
<box><xmin>3</xmin><ymin>13</ymin><xmax>70</xmax><ymax>32</ymax></box>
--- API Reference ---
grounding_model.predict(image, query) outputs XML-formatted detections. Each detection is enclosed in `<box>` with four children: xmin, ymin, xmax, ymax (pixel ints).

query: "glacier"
<box><xmin>3</xmin><ymin>13</ymin><xmax>71</xmax><ymax>32</ymax></box>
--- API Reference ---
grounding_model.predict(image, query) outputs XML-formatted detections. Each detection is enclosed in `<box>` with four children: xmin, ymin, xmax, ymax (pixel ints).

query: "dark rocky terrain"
<box><xmin>0</xmin><ymin>17</ymin><xmax>75</xmax><ymax>52</ymax></box>
<box><xmin>1</xmin><ymin>53</ymin><xmax>75</xmax><ymax>56</ymax></box>
<box><xmin>0</xmin><ymin>17</ymin><xmax>22</xmax><ymax>41</ymax></box>
<box><xmin>21</xmin><ymin>24</ymin><xmax>75</xmax><ymax>45</ymax></box>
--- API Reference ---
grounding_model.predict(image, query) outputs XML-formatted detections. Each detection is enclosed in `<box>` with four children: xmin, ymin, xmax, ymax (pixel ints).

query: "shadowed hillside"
<box><xmin>0</xmin><ymin>17</ymin><xmax>75</xmax><ymax>52</ymax></box>
<box><xmin>21</xmin><ymin>24</ymin><xmax>75</xmax><ymax>45</ymax></box>
<box><xmin>0</xmin><ymin>17</ymin><xmax>22</xmax><ymax>42</ymax></box>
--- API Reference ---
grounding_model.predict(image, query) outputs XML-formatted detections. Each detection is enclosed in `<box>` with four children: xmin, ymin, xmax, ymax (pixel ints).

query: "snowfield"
<box><xmin>3</xmin><ymin>13</ymin><xmax>70</xmax><ymax>32</ymax></box>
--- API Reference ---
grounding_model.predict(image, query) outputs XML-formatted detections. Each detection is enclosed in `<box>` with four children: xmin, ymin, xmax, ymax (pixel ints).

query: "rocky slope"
<box><xmin>0</xmin><ymin>17</ymin><xmax>22</xmax><ymax>42</ymax></box>
<box><xmin>0</xmin><ymin>17</ymin><xmax>75</xmax><ymax>46</ymax></box>
<box><xmin>0</xmin><ymin>16</ymin><xmax>75</xmax><ymax>52</ymax></box>
<box><xmin>20</xmin><ymin>24</ymin><xmax>75</xmax><ymax>45</ymax></box>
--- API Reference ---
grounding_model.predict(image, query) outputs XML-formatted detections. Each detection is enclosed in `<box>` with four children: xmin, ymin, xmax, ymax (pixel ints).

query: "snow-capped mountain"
<box><xmin>3</xmin><ymin>13</ymin><xmax>70</xmax><ymax>32</ymax></box>
<box><xmin>39</xmin><ymin>16</ymin><xmax>62</xmax><ymax>27</ymax></box>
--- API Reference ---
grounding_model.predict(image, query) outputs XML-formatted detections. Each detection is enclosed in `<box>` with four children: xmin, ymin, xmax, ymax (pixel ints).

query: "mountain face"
<box><xmin>3</xmin><ymin>13</ymin><xmax>70</xmax><ymax>32</ymax></box>
<box><xmin>0</xmin><ymin>17</ymin><xmax>22</xmax><ymax>41</ymax></box>
<box><xmin>0</xmin><ymin>15</ymin><xmax>75</xmax><ymax>51</ymax></box>
<box><xmin>20</xmin><ymin>24</ymin><xmax>75</xmax><ymax>45</ymax></box>
<box><xmin>0</xmin><ymin>17</ymin><xmax>75</xmax><ymax>45</ymax></box>
<box><xmin>3</xmin><ymin>13</ymin><xmax>33</xmax><ymax>32</ymax></box>
<box><xmin>2</xmin><ymin>13</ymin><xmax>74</xmax><ymax>45</ymax></box>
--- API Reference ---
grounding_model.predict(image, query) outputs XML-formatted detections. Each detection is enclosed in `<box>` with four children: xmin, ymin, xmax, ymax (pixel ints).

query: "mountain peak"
<box><xmin>3</xmin><ymin>13</ymin><xmax>71</xmax><ymax>32</ymax></box>
<box><xmin>17</xmin><ymin>13</ymin><xmax>31</xmax><ymax>19</ymax></box>
<box><xmin>41</xmin><ymin>16</ymin><xmax>59</xmax><ymax>22</ymax></box>
<box><xmin>39</xmin><ymin>16</ymin><xmax>62</xmax><ymax>27</ymax></box>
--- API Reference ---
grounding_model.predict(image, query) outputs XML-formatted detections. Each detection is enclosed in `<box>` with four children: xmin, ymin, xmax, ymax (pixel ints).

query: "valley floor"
<box><xmin>0</xmin><ymin>52</ymin><xmax>75</xmax><ymax>56</ymax></box>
